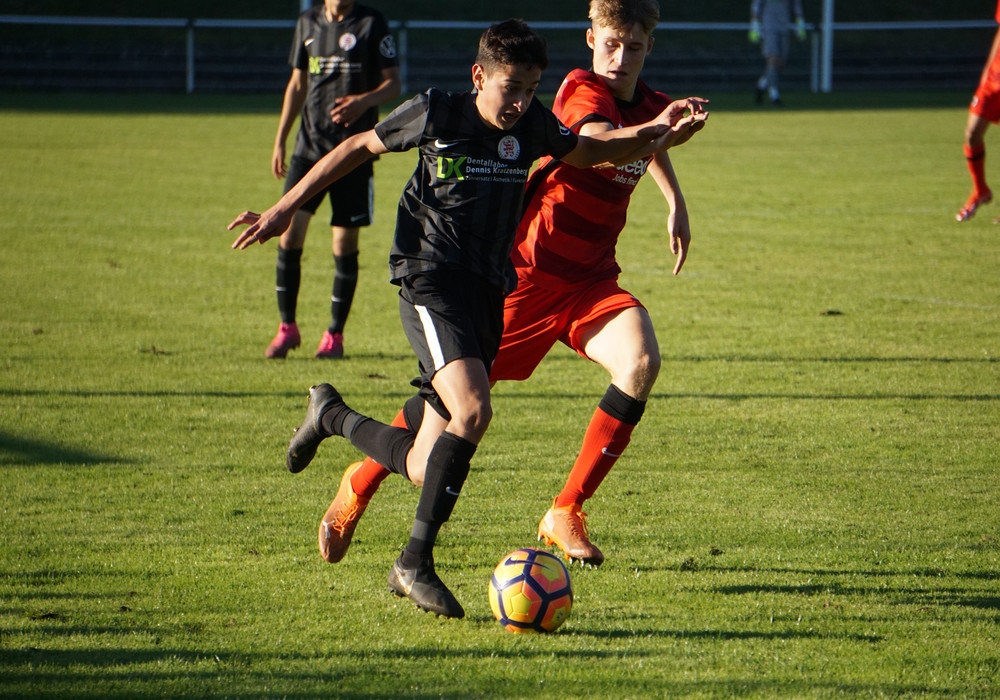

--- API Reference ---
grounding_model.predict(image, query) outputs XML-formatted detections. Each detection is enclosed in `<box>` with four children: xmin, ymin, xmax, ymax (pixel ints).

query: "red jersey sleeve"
<box><xmin>552</xmin><ymin>69</ymin><xmax>619</xmax><ymax>130</ymax></box>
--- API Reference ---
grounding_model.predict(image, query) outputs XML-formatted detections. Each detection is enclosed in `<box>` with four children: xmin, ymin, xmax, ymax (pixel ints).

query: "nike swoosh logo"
<box><xmin>350</xmin><ymin>214</ymin><xmax>367</xmax><ymax>223</ymax></box>
<box><xmin>601</xmin><ymin>448</ymin><xmax>622</xmax><ymax>458</ymax></box>
<box><xmin>445</xmin><ymin>486</ymin><xmax>461</xmax><ymax>496</ymax></box>
<box><xmin>434</xmin><ymin>139</ymin><xmax>457</xmax><ymax>149</ymax></box>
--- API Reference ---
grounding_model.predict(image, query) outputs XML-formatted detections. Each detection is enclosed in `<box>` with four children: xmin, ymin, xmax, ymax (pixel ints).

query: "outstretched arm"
<box><xmin>230</xmin><ymin>130</ymin><xmax>389</xmax><ymax>250</ymax></box>
<box><xmin>648</xmin><ymin>151</ymin><xmax>690</xmax><ymax>276</ymax></box>
<box><xmin>561</xmin><ymin>97</ymin><xmax>708</xmax><ymax>169</ymax></box>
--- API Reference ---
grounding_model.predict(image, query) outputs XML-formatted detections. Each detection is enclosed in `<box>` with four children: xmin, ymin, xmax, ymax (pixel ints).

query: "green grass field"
<box><xmin>1</xmin><ymin>90</ymin><xmax>998</xmax><ymax>698</ymax></box>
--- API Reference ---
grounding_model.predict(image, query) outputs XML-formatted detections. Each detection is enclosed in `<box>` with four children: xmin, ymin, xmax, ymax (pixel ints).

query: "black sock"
<box><xmin>276</xmin><ymin>246</ymin><xmax>302</xmax><ymax>325</ymax></box>
<box><xmin>330</xmin><ymin>251</ymin><xmax>358</xmax><ymax>334</ymax></box>
<box><xmin>345</xmin><ymin>417</ymin><xmax>415</xmax><ymax>479</ymax></box>
<box><xmin>402</xmin><ymin>393</ymin><xmax>425</xmax><ymax>432</ymax></box>
<box><xmin>401</xmin><ymin>432</ymin><xmax>476</xmax><ymax>565</ymax></box>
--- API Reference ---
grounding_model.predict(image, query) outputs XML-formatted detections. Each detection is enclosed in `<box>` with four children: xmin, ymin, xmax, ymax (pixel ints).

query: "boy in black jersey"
<box><xmin>230</xmin><ymin>19</ymin><xmax>706</xmax><ymax>619</ymax></box>
<box><xmin>267</xmin><ymin>0</ymin><xmax>400</xmax><ymax>359</ymax></box>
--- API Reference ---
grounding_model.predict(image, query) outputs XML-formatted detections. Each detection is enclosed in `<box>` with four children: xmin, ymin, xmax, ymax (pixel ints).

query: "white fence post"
<box><xmin>810</xmin><ymin>30</ymin><xmax>819</xmax><ymax>93</ymax></box>
<box><xmin>398</xmin><ymin>23</ymin><xmax>408</xmax><ymax>95</ymax></box>
<box><xmin>186</xmin><ymin>20</ymin><xmax>195</xmax><ymax>94</ymax></box>
<box><xmin>821</xmin><ymin>0</ymin><xmax>834</xmax><ymax>93</ymax></box>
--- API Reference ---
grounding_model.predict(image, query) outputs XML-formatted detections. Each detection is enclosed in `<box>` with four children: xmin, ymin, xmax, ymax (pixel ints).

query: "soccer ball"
<box><xmin>488</xmin><ymin>548</ymin><xmax>573</xmax><ymax>633</ymax></box>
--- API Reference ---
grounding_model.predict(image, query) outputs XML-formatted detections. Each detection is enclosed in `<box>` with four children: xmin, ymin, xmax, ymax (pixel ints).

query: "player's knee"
<box><xmin>451</xmin><ymin>398</ymin><xmax>492</xmax><ymax>441</ymax></box>
<box><xmin>625</xmin><ymin>348</ymin><xmax>661</xmax><ymax>394</ymax></box>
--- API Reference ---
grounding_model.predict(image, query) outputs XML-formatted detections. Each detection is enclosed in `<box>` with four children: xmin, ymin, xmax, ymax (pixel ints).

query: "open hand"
<box><xmin>228</xmin><ymin>208</ymin><xmax>291</xmax><ymax>250</ymax></box>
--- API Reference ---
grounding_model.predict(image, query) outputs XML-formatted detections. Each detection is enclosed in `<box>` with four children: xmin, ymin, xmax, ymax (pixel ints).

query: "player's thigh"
<box><xmin>565</xmin><ymin>281</ymin><xmax>653</xmax><ymax>366</ymax></box>
<box><xmin>970</xmin><ymin>83</ymin><xmax>1000</xmax><ymax>132</ymax></box>
<box><xmin>331</xmin><ymin>226</ymin><xmax>360</xmax><ymax>256</ymax></box>
<box><xmin>578</xmin><ymin>305</ymin><xmax>660</xmax><ymax>397</ymax></box>
<box><xmin>580</xmin><ymin>306</ymin><xmax>657</xmax><ymax>366</ymax></box>
<box><xmin>490</xmin><ymin>282</ymin><xmax>565</xmax><ymax>382</ymax></box>
<box><xmin>285</xmin><ymin>156</ymin><xmax>327</xmax><ymax>215</ymax></box>
<box><xmin>328</xmin><ymin>162</ymin><xmax>374</xmax><ymax>229</ymax></box>
<box><xmin>763</xmin><ymin>29</ymin><xmax>789</xmax><ymax>62</ymax></box>
<box><xmin>430</xmin><ymin>357</ymin><xmax>493</xmax><ymax>439</ymax></box>
<box><xmin>398</xmin><ymin>271</ymin><xmax>503</xmax><ymax>422</ymax></box>
<box><xmin>279</xmin><ymin>210</ymin><xmax>312</xmax><ymax>249</ymax></box>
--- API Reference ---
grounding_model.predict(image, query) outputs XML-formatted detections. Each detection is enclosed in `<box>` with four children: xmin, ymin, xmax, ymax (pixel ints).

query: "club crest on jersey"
<box><xmin>497</xmin><ymin>135</ymin><xmax>520</xmax><ymax>161</ymax></box>
<box><xmin>339</xmin><ymin>33</ymin><xmax>357</xmax><ymax>52</ymax></box>
<box><xmin>380</xmin><ymin>35</ymin><xmax>397</xmax><ymax>59</ymax></box>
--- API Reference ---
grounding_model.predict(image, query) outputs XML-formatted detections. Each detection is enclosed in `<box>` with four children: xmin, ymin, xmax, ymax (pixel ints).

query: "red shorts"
<box><xmin>971</xmin><ymin>54</ymin><xmax>1000</xmax><ymax>123</ymax></box>
<box><xmin>489</xmin><ymin>276</ymin><xmax>644</xmax><ymax>382</ymax></box>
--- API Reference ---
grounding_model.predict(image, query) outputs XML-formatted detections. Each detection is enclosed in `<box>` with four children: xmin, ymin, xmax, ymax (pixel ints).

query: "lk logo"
<box><xmin>437</xmin><ymin>156</ymin><xmax>467</xmax><ymax>181</ymax></box>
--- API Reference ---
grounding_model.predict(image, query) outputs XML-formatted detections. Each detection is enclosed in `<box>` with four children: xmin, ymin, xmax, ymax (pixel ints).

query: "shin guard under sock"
<box><xmin>965</xmin><ymin>143</ymin><xmax>988</xmax><ymax>194</ymax></box>
<box><xmin>330</xmin><ymin>251</ymin><xmax>358</xmax><ymax>334</ymax></box>
<box><xmin>555</xmin><ymin>384</ymin><xmax>646</xmax><ymax>508</ymax></box>
<box><xmin>276</xmin><ymin>246</ymin><xmax>302</xmax><ymax>324</ymax></box>
<box><xmin>401</xmin><ymin>432</ymin><xmax>476</xmax><ymax>564</ymax></box>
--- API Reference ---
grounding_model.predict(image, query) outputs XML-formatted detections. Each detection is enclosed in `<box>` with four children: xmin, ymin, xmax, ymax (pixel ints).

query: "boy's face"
<box><xmin>586</xmin><ymin>22</ymin><xmax>653</xmax><ymax>101</ymax></box>
<box><xmin>471</xmin><ymin>62</ymin><xmax>542</xmax><ymax>131</ymax></box>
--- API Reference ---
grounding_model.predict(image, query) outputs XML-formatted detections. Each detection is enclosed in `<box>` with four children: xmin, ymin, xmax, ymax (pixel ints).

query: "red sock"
<box><xmin>965</xmin><ymin>143</ymin><xmax>989</xmax><ymax>194</ymax></box>
<box><xmin>554</xmin><ymin>407</ymin><xmax>636</xmax><ymax>508</ymax></box>
<box><xmin>350</xmin><ymin>409</ymin><xmax>405</xmax><ymax>499</ymax></box>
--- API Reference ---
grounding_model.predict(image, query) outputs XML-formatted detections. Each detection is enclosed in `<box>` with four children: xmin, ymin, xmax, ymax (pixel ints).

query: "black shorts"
<box><xmin>285</xmin><ymin>155</ymin><xmax>374</xmax><ymax>227</ymax></box>
<box><xmin>398</xmin><ymin>271</ymin><xmax>505</xmax><ymax>418</ymax></box>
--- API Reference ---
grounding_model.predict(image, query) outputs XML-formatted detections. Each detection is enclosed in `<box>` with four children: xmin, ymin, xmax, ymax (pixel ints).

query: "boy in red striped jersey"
<box><xmin>322</xmin><ymin>0</ymin><xmax>707</xmax><ymax>570</ymax></box>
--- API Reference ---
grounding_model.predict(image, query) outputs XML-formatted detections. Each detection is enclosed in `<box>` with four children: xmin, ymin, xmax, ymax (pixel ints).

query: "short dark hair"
<box><xmin>590</xmin><ymin>0</ymin><xmax>660</xmax><ymax>35</ymax></box>
<box><xmin>476</xmin><ymin>19</ymin><xmax>549</xmax><ymax>74</ymax></box>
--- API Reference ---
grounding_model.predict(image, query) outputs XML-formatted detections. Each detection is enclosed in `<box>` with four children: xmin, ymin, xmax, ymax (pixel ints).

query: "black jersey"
<box><xmin>375</xmin><ymin>89</ymin><xmax>579</xmax><ymax>293</ymax></box>
<box><xmin>289</xmin><ymin>4</ymin><xmax>398</xmax><ymax>160</ymax></box>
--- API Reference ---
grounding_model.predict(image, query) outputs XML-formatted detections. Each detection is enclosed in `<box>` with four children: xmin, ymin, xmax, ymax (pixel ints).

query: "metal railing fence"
<box><xmin>0</xmin><ymin>14</ymin><xmax>994</xmax><ymax>94</ymax></box>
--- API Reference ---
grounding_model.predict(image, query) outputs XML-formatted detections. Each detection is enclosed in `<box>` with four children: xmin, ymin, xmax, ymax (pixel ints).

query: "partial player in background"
<box><xmin>748</xmin><ymin>0</ymin><xmax>805</xmax><ymax>106</ymax></box>
<box><xmin>325</xmin><ymin>0</ymin><xmax>709</xmax><ymax>570</ymax></box>
<box><xmin>231</xmin><ymin>19</ymin><xmax>705</xmax><ymax>619</ymax></box>
<box><xmin>265</xmin><ymin>0</ymin><xmax>400</xmax><ymax>358</ymax></box>
<box><xmin>957</xmin><ymin>0</ymin><xmax>1000</xmax><ymax>222</ymax></box>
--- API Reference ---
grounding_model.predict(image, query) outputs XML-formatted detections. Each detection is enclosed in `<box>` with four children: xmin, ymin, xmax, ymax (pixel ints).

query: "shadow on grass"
<box><xmin>688</xmin><ymin>565</ymin><xmax>1000</xmax><ymax>614</ymax></box>
<box><xmin>0</xmin><ymin>432</ymin><xmax>127</xmax><ymax>467</ymax></box>
<box><xmin>712</xmin><ymin>582</ymin><xmax>1000</xmax><ymax>610</ymax></box>
<box><xmin>567</xmin><ymin>625</ymin><xmax>883</xmax><ymax>644</ymax></box>
<box><xmin>2</xmin><ymin>647</ymin><xmax>968</xmax><ymax>700</ymax></box>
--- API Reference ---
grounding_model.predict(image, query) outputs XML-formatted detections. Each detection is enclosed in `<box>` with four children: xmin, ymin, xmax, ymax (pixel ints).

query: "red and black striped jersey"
<box><xmin>512</xmin><ymin>69</ymin><xmax>672</xmax><ymax>291</ymax></box>
<box><xmin>290</xmin><ymin>4</ymin><xmax>398</xmax><ymax>160</ymax></box>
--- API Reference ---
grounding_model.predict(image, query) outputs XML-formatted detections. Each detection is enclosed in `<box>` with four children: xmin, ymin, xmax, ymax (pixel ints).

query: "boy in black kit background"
<box><xmin>266</xmin><ymin>0</ymin><xmax>400</xmax><ymax>359</ymax></box>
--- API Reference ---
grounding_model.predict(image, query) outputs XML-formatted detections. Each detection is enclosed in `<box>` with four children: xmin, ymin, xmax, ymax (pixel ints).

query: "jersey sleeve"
<box><xmin>370</xmin><ymin>11</ymin><xmax>400</xmax><ymax>71</ymax></box>
<box><xmin>288</xmin><ymin>13</ymin><xmax>309</xmax><ymax>70</ymax></box>
<box><xmin>552</xmin><ymin>70</ymin><xmax>617</xmax><ymax>133</ymax></box>
<box><xmin>541</xmin><ymin>107</ymin><xmax>579</xmax><ymax>161</ymax></box>
<box><xmin>374</xmin><ymin>91</ymin><xmax>431</xmax><ymax>152</ymax></box>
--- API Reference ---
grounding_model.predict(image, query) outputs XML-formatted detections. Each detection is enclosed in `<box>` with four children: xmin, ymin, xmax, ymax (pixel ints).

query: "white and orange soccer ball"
<box><xmin>488</xmin><ymin>548</ymin><xmax>573</xmax><ymax>633</ymax></box>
